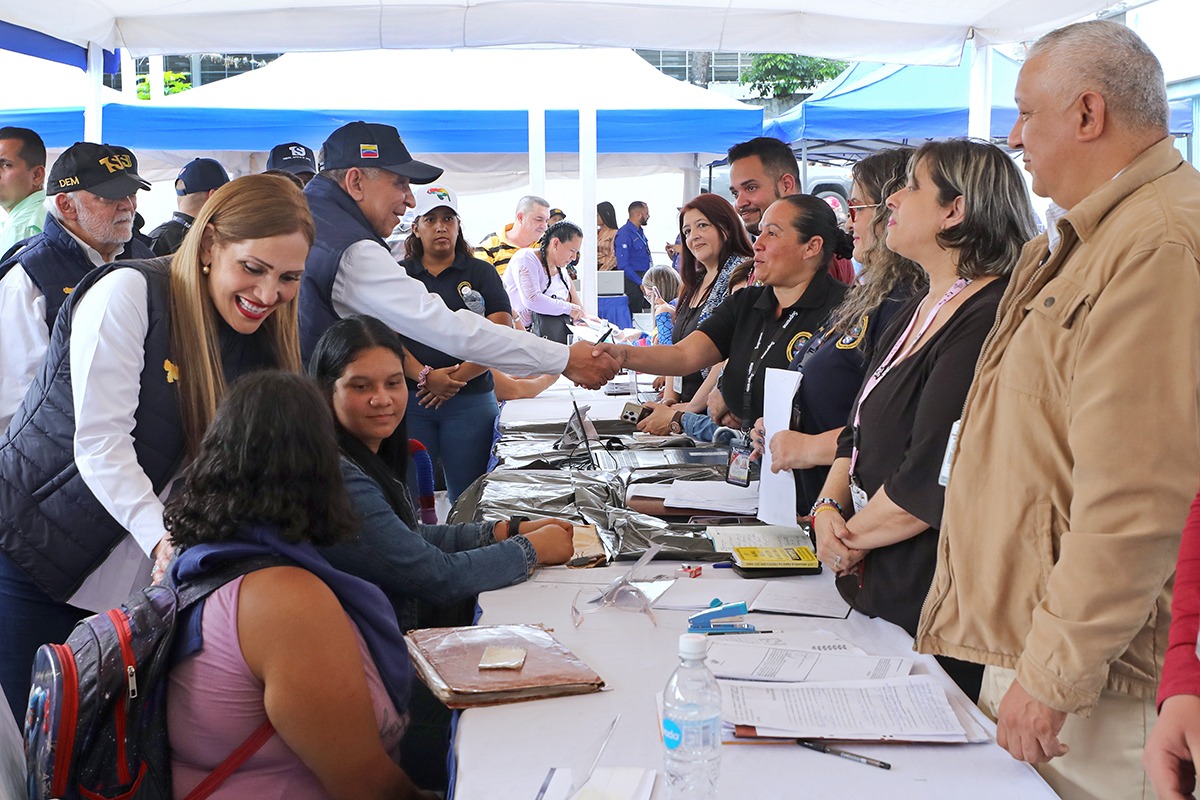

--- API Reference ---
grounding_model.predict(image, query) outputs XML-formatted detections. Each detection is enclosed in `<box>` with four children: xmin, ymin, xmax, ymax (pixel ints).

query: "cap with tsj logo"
<box><xmin>412</xmin><ymin>185</ymin><xmax>459</xmax><ymax>218</ymax></box>
<box><xmin>47</xmin><ymin>142</ymin><xmax>151</xmax><ymax>199</ymax></box>
<box><xmin>266</xmin><ymin>142</ymin><xmax>318</xmax><ymax>176</ymax></box>
<box><xmin>318</xmin><ymin>121</ymin><xmax>443</xmax><ymax>184</ymax></box>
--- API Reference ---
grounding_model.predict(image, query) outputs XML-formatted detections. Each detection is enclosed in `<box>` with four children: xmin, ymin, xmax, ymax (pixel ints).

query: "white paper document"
<box><xmin>705</xmin><ymin>524</ymin><xmax>811</xmax><ymax>553</ymax></box>
<box><xmin>651</xmin><ymin>575</ymin><xmax>850</xmax><ymax>619</ymax></box>
<box><xmin>719</xmin><ymin>675</ymin><xmax>969</xmax><ymax>742</ymax></box>
<box><xmin>717</xmin><ymin>630</ymin><xmax>867</xmax><ymax>655</ymax></box>
<box><xmin>757</xmin><ymin>368</ymin><xmax>804</xmax><ymax>526</ymax></box>
<box><xmin>539</xmin><ymin>767</ymin><xmax>656</xmax><ymax>800</ymax></box>
<box><xmin>664</xmin><ymin>480</ymin><xmax>759</xmax><ymax>514</ymax></box>
<box><xmin>705</xmin><ymin>641</ymin><xmax>911</xmax><ymax>682</ymax></box>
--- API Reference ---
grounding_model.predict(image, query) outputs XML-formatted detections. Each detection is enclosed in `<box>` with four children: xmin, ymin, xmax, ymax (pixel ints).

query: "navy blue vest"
<box><xmin>299</xmin><ymin>175</ymin><xmax>388</xmax><ymax>363</ymax></box>
<box><xmin>0</xmin><ymin>215</ymin><xmax>154</xmax><ymax>329</ymax></box>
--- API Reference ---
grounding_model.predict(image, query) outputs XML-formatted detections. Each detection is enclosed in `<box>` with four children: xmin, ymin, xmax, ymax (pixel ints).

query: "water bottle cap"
<box><xmin>679</xmin><ymin>633</ymin><xmax>708</xmax><ymax>658</ymax></box>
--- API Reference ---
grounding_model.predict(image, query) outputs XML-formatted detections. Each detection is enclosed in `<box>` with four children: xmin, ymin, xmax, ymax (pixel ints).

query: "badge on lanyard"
<box><xmin>938</xmin><ymin>419</ymin><xmax>961</xmax><ymax>488</ymax></box>
<box><xmin>726</xmin><ymin>442</ymin><xmax>754</xmax><ymax>487</ymax></box>
<box><xmin>849</xmin><ymin>479</ymin><xmax>869</xmax><ymax>515</ymax></box>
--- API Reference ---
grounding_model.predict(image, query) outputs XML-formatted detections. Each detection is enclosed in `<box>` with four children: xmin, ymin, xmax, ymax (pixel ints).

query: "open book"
<box><xmin>405</xmin><ymin>624</ymin><xmax>605</xmax><ymax>708</ymax></box>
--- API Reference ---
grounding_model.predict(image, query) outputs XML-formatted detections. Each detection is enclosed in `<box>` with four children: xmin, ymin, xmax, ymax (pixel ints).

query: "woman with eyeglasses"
<box><xmin>810</xmin><ymin>139</ymin><xmax>1038</xmax><ymax>699</ymax></box>
<box><xmin>749</xmin><ymin>147</ymin><xmax>926</xmax><ymax>514</ymax></box>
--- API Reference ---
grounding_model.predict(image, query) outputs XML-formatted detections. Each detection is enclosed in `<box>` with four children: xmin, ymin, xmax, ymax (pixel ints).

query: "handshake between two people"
<box><xmin>561</xmin><ymin>340</ymin><xmax>630</xmax><ymax>390</ymax></box>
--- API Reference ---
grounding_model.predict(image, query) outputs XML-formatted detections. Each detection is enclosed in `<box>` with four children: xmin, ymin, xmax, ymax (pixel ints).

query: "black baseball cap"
<box><xmin>266</xmin><ymin>142</ymin><xmax>318</xmax><ymax>176</ymax></box>
<box><xmin>318</xmin><ymin>121</ymin><xmax>443</xmax><ymax>184</ymax></box>
<box><xmin>48</xmin><ymin>142</ymin><xmax>151</xmax><ymax>198</ymax></box>
<box><xmin>175</xmin><ymin>157</ymin><xmax>230</xmax><ymax>196</ymax></box>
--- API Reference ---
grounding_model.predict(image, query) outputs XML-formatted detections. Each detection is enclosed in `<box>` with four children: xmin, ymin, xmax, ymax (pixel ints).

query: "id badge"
<box><xmin>671</xmin><ymin>375</ymin><xmax>683</xmax><ymax>394</ymax></box>
<box><xmin>726</xmin><ymin>443</ymin><xmax>753</xmax><ymax>487</ymax></box>
<box><xmin>849</xmin><ymin>479</ymin><xmax>868</xmax><ymax>515</ymax></box>
<box><xmin>938</xmin><ymin>419</ymin><xmax>961</xmax><ymax>488</ymax></box>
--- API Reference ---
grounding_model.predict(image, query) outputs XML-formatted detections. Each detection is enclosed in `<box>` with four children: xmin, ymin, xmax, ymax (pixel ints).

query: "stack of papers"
<box><xmin>705</xmin><ymin>639</ymin><xmax>912</xmax><ymax>683</ymax></box>
<box><xmin>652</xmin><ymin>576</ymin><xmax>850</xmax><ymax>619</ymax></box>
<box><xmin>706</xmin><ymin>525</ymin><xmax>811</xmax><ymax>553</ymax></box>
<box><xmin>720</xmin><ymin>675</ymin><xmax>975</xmax><ymax>742</ymax></box>
<box><xmin>664</xmin><ymin>481</ymin><xmax>759</xmax><ymax>514</ymax></box>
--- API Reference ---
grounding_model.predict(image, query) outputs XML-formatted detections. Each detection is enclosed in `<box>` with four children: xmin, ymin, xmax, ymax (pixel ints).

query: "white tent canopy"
<box><xmin>5</xmin><ymin>0</ymin><xmax>1122</xmax><ymax>66</ymax></box>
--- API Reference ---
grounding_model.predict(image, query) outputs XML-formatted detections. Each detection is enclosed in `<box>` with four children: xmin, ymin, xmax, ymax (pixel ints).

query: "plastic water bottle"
<box><xmin>461</xmin><ymin>287</ymin><xmax>486</xmax><ymax>316</ymax></box>
<box><xmin>662</xmin><ymin>633</ymin><xmax>721</xmax><ymax>799</ymax></box>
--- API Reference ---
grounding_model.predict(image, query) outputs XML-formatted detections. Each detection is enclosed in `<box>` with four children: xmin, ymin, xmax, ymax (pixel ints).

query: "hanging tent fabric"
<box><xmin>0</xmin><ymin>1</ymin><xmax>1125</xmax><ymax>67</ymax></box>
<box><xmin>764</xmin><ymin>51</ymin><xmax>1193</xmax><ymax>154</ymax></box>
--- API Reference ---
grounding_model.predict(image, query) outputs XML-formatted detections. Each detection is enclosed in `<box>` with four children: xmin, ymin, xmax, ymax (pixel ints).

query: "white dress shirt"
<box><xmin>0</xmin><ymin>227</ymin><xmax>108</xmax><ymax>432</ymax></box>
<box><xmin>332</xmin><ymin>239</ymin><xmax>568</xmax><ymax>374</ymax></box>
<box><xmin>69</xmin><ymin>268</ymin><xmax>166</xmax><ymax>612</ymax></box>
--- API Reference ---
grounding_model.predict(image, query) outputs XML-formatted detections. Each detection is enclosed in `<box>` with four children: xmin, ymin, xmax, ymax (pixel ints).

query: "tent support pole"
<box><xmin>149</xmin><ymin>54</ymin><xmax>165</xmax><ymax>101</ymax></box>
<box><xmin>800</xmin><ymin>143</ymin><xmax>809</xmax><ymax>192</ymax></box>
<box><xmin>579</xmin><ymin>107</ymin><xmax>598</xmax><ymax>317</ymax></box>
<box><xmin>967</xmin><ymin>38</ymin><xmax>993</xmax><ymax>141</ymax></box>
<box><xmin>528</xmin><ymin>108</ymin><xmax>547</xmax><ymax>198</ymax></box>
<box><xmin>683</xmin><ymin>158</ymin><xmax>700</xmax><ymax>203</ymax></box>
<box><xmin>84</xmin><ymin>42</ymin><xmax>104</xmax><ymax>142</ymax></box>
<box><xmin>120</xmin><ymin>48</ymin><xmax>138</xmax><ymax>98</ymax></box>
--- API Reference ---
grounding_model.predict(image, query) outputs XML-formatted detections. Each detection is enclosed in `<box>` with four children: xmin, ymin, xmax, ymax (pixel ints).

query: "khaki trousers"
<box><xmin>978</xmin><ymin>666</ymin><xmax>1155</xmax><ymax>800</ymax></box>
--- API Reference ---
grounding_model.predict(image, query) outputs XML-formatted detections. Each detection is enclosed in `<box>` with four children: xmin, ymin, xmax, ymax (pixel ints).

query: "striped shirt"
<box><xmin>474</xmin><ymin>223</ymin><xmax>525</xmax><ymax>276</ymax></box>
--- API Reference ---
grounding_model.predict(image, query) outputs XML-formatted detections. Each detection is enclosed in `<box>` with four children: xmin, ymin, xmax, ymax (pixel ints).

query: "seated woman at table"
<box><xmin>750</xmin><ymin>147</ymin><xmax>926</xmax><ymax>513</ymax></box>
<box><xmin>641</xmin><ymin>265</ymin><xmax>680</xmax><ymax>344</ymax></box>
<box><xmin>310</xmin><ymin>314</ymin><xmax>575</xmax><ymax>631</ymax></box>
<box><xmin>502</xmin><ymin>220</ymin><xmax>592</xmax><ymax>343</ymax></box>
<box><xmin>811</xmin><ymin>139</ymin><xmax>1038</xmax><ymax>699</ymax></box>
<box><xmin>596</xmin><ymin>194</ymin><xmax>850</xmax><ymax>436</ymax></box>
<box><xmin>399</xmin><ymin>185</ymin><xmax>513</xmax><ymax>502</ymax></box>
<box><xmin>165</xmin><ymin>371</ymin><xmax>437</xmax><ymax>800</ymax></box>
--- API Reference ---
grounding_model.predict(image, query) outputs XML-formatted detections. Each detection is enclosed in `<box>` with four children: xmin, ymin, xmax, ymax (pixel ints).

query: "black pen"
<box><xmin>797</xmin><ymin>740</ymin><xmax>891</xmax><ymax>770</ymax></box>
<box><xmin>596</xmin><ymin>327</ymin><xmax>614</xmax><ymax>345</ymax></box>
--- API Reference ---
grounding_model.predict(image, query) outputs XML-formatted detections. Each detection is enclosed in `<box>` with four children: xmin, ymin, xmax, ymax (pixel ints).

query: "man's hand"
<box><xmin>1145</xmin><ymin>694</ymin><xmax>1200</xmax><ymax>800</ymax></box>
<box><xmin>636</xmin><ymin>402</ymin><xmax>678</xmax><ymax>436</ymax></box>
<box><xmin>563</xmin><ymin>341</ymin><xmax>621</xmax><ymax>389</ymax></box>
<box><xmin>996</xmin><ymin>679</ymin><xmax>1070</xmax><ymax>764</ymax></box>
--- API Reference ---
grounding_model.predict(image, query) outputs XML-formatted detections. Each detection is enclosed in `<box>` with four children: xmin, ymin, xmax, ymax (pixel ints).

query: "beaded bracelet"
<box><xmin>809</xmin><ymin>497</ymin><xmax>845</xmax><ymax>518</ymax></box>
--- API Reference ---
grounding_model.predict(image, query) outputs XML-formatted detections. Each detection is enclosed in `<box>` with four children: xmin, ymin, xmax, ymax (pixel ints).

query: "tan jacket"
<box><xmin>916</xmin><ymin>138</ymin><xmax>1200</xmax><ymax>715</ymax></box>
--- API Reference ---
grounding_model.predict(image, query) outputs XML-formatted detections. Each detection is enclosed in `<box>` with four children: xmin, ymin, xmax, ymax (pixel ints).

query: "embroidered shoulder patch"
<box><xmin>787</xmin><ymin>330</ymin><xmax>813</xmax><ymax>360</ymax></box>
<box><xmin>836</xmin><ymin>314</ymin><xmax>869</xmax><ymax>350</ymax></box>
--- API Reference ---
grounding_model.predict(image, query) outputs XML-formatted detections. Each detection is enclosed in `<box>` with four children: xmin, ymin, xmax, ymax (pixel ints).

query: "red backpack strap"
<box><xmin>181</xmin><ymin>720</ymin><xmax>275</xmax><ymax>800</ymax></box>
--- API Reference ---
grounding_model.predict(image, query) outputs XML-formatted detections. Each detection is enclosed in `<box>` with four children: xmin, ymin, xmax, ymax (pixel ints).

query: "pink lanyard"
<box><xmin>849</xmin><ymin>279</ymin><xmax>971</xmax><ymax>477</ymax></box>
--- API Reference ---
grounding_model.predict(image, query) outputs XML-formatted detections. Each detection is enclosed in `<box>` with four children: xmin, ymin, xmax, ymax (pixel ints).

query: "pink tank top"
<box><xmin>167</xmin><ymin>575</ymin><xmax>406</xmax><ymax>798</ymax></box>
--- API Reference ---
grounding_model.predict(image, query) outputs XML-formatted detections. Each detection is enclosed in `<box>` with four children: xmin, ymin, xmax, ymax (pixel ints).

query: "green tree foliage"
<box><xmin>740</xmin><ymin>54</ymin><xmax>847</xmax><ymax>98</ymax></box>
<box><xmin>136</xmin><ymin>71</ymin><xmax>192</xmax><ymax>100</ymax></box>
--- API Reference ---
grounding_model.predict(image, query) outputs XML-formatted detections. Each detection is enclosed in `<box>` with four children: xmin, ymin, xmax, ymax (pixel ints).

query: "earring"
<box><xmin>201</xmin><ymin>264</ymin><xmax>210</xmax><ymax>275</ymax></box>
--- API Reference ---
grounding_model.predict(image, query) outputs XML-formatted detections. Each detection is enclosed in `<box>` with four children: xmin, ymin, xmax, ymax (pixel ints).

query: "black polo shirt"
<box><xmin>399</xmin><ymin>252</ymin><xmax>512</xmax><ymax>395</ymax></box>
<box><xmin>698</xmin><ymin>270</ymin><xmax>848</xmax><ymax>423</ymax></box>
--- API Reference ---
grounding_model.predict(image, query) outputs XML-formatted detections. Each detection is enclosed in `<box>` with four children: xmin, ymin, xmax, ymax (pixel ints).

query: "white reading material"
<box><xmin>716</xmin><ymin>630</ymin><xmax>867</xmax><ymax>655</ymax></box>
<box><xmin>540</xmin><ymin>767</ymin><xmax>656</xmax><ymax>800</ymax></box>
<box><xmin>705</xmin><ymin>641</ymin><xmax>912</xmax><ymax>683</ymax></box>
<box><xmin>651</xmin><ymin>575</ymin><xmax>850</xmax><ymax>619</ymax></box>
<box><xmin>705</xmin><ymin>525</ymin><xmax>811</xmax><ymax>553</ymax></box>
<box><xmin>664</xmin><ymin>481</ymin><xmax>759</xmax><ymax>514</ymax></box>
<box><xmin>757</xmin><ymin>368</ymin><xmax>804</xmax><ymax>526</ymax></box>
<box><xmin>719</xmin><ymin>675</ymin><xmax>969</xmax><ymax>742</ymax></box>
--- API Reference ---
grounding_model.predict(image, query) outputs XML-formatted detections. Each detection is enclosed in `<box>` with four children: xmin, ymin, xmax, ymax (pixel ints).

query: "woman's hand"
<box><xmin>636</xmin><ymin>402</ymin><xmax>679</xmax><ymax>436</ymax></box>
<box><xmin>568</xmin><ymin>303</ymin><xmax>584</xmax><ymax>321</ymax></box>
<box><xmin>419</xmin><ymin>365</ymin><xmax>467</xmax><ymax>408</ymax></box>
<box><xmin>522</xmin><ymin>524</ymin><xmax>575</xmax><ymax>565</ymax></box>
<box><xmin>150</xmin><ymin>536</ymin><xmax>174</xmax><ymax>585</ymax></box>
<box><xmin>1145</xmin><ymin>694</ymin><xmax>1200</xmax><ymax>799</ymax></box>
<box><xmin>769</xmin><ymin>430</ymin><xmax>819</xmax><ymax>472</ymax></box>
<box><xmin>812</xmin><ymin>509</ymin><xmax>866</xmax><ymax>577</ymax></box>
<box><xmin>749</xmin><ymin>417</ymin><xmax>766</xmax><ymax>458</ymax></box>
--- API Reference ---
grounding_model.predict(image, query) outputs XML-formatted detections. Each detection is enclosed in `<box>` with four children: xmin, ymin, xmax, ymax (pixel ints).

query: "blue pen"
<box><xmin>711</xmin><ymin>562</ymin><xmax>734</xmax><ymax>569</ymax></box>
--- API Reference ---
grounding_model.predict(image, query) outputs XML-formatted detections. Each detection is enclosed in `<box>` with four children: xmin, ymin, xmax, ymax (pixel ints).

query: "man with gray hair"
<box><xmin>915</xmin><ymin>21</ymin><xmax>1200</xmax><ymax>799</ymax></box>
<box><xmin>0</xmin><ymin>142</ymin><xmax>152</xmax><ymax>429</ymax></box>
<box><xmin>474</xmin><ymin>194</ymin><xmax>551</xmax><ymax>277</ymax></box>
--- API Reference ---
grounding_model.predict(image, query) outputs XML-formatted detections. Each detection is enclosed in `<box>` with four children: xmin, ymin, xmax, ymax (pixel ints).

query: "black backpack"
<box><xmin>24</xmin><ymin>555</ymin><xmax>285</xmax><ymax>800</ymax></box>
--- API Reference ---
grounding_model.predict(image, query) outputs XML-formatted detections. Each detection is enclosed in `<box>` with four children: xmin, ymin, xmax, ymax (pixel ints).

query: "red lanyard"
<box><xmin>849</xmin><ymin>279</ymin><xmax>970</xmax><ymax>477</ymax></box>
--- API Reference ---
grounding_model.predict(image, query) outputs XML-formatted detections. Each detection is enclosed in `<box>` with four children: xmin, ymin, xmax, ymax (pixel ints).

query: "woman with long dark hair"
<box><xmin>0</xmin><ymin>173</ymin><xmax>311</xmax><ymax>723</ymax></box>
<box><xmin>636</xmin><ymin>193</ymin><xmax>753</xmax><ymax>435</ymax></box>
<box><xmin>596</xmin><ymin>201</ymin><xmax>619</xmax><ymax>271</ymax></box>
<box><xmin>309</xmin><ymin>315</ymin><xmax>574</xmax><ymax>788</ymax></box>
<box><xmin>165</xmin><ymin>370</ymin><xmax>436</xmax><ymax>799</ymax></box>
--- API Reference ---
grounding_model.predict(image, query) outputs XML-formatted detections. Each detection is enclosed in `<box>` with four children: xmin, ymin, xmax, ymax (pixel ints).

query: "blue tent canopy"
<box><xmin>765</xmin><ymin>52</ymin><xmax>1193</xmax><ymax>145</ymax></box>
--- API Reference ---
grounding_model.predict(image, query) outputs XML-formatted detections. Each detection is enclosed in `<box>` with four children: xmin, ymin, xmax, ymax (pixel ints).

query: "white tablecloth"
<box><xmin>452</xmin><ymin>567</ymin><xmax>1060</xmax><ymax>799</ymax></box>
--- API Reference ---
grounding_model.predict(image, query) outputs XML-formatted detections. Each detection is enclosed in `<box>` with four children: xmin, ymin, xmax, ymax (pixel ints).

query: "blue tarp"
<box><xmin>765</xmin><ymin>52</ymin><xmax>1193</xmax><ymax>144</ymax></box>
<box><xmin>0</xmin><ymin>21</ymin><xmax>118</xmax><ymax>72</ymax></box>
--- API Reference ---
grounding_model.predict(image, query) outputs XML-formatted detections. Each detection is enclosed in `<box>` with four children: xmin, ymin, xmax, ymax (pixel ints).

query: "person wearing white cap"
<box><xmin>397</xmin><ymin>185</ymin><xmax>514</xmax><ymax>501</ymax></box>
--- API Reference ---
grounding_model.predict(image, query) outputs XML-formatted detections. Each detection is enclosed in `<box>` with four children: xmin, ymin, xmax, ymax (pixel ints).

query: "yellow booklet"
<box><xmin>731</xmin><ymin>546</ymin><xmax>821</xmax><ymax>574</ymax></box>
